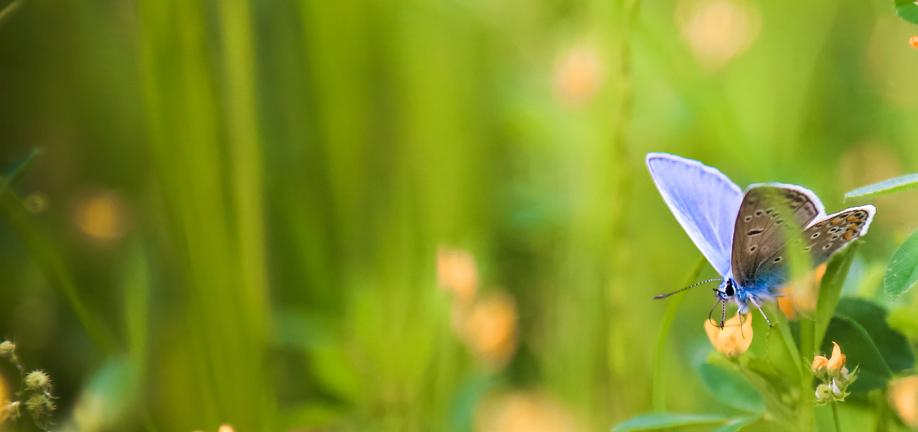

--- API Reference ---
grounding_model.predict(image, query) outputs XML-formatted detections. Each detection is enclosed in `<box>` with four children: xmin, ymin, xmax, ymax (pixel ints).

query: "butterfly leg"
<box><xmin>720</xmin><ymin>301</ymin><xmax>726</xmax><ymax>328</ymax></box>
<box><xmin>749</xmin><ymin>296</ymin><xmax>773</xmax><ymax>327</ymax></box>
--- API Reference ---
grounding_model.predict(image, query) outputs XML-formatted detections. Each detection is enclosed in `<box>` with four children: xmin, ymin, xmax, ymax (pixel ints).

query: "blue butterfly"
<box><xmin>646</xmin><ymin>153</ymin><xmax>876</xmax><ymax>327</ymax></box>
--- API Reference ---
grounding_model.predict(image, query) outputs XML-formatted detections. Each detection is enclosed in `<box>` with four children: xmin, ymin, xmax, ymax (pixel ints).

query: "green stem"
<box><xmin>831</xmin><ymin>401</ymin><xmax>841</xmax><ymax>432</ymax></box>
<box><xmin>652</xmin><ymin>258</ymin><xmax>705</xmax><ymax>411</ymax></box>
<box><xmin>798</xmin><ymin>319</ymin><xmax>815</xmax><ymax>431</ymax></box>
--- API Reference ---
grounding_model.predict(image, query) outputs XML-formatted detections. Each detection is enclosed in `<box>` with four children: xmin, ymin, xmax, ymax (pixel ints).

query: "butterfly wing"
<box><xmin>732</xmin><ymin>184</ymin><xmax>875</xmax><ymax>291</ymax></box>
<box><xmin>802</xmin><ymin>206</ymin><xmax>875</xmax><ymax>264</ymax></box>
<box><xmin>731</xmin><ymin>184</ymin><xmax>825</xmax><ymax>289</ymax></box>
<box><xmin>646</xmin><ymin>153</ymin><xmax>743</xmax><ymax>275</ymax></box>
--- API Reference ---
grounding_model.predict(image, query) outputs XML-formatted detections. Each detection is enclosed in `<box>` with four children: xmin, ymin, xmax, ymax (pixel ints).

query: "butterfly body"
<box><xmin>646</xmin><ymin>153</ymin><xmax>876</xmax><ymax>325</ymax></box>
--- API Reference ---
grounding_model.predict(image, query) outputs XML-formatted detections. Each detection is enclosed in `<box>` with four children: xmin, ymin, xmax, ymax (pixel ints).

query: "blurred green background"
<box><xmin>0</xmin><ymin>0</ymin><xmax>916</xmax><ymax>430</ymax></box>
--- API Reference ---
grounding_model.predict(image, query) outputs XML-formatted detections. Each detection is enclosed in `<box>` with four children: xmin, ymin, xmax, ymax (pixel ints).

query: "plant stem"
<box><xmin>651</xmin><ymin>258</ymin><xmax>704</xmax><ymax>411</ymax></box>
<box><xmin>798</xmin><ymin>319</ymin><xmax>815</xmax><ymax>431</ymax></box>
<box><xmin>831</xmin><ymin>401</ymin><xmax>841</xmax><ymax>432</ymax></box>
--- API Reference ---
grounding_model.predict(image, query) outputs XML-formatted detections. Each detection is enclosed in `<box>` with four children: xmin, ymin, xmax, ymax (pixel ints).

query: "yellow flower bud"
<box><xmin>827</xmin><ymin>341</ymin><xmax>846</xmax><ymax>375</ymax></box>
<box><xmin>811</xmin><ymin>355</ymin><xmax>829</xmax><ymax>375</ymax></box>
<box><xmin>703</xmin><ymin>312</ymin><xmax>753</xmax><ymax>357</ymax></box>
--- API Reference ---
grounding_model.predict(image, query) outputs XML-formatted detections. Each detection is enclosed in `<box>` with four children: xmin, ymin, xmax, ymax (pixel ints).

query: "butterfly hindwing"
<box><xmin>803</xmin><ymin>206</ymin><xmax>875</xmax><ymax>265</ymax></box>
<box><xmin>731</xmin><ymin>185</ymin><xmax>824</xmax><ymax>289</ymax></box>
<box><xmin>646</xmin><ymin>153</ymin><xmax>743</xmax><ymax>276</ymax></box>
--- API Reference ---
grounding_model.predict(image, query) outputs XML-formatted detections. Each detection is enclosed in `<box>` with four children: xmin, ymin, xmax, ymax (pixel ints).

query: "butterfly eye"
<box><xmin>725</xmin><ymin>284</ymin><xmax>735</xmax><ymax>296</ymax></box>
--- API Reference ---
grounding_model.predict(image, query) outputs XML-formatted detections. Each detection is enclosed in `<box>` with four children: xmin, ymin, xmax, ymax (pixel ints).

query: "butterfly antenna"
<box><xmin>652</xmin><ymin>277</ymin><xmax>723</xmax><ymax>300</ymax></box>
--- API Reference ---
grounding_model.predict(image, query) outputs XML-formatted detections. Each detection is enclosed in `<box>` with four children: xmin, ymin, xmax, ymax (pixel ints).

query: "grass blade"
<box><xmin>844</xmin><ymin>174</ymin><xmax>918</xmax><ymax>200</ymax></box>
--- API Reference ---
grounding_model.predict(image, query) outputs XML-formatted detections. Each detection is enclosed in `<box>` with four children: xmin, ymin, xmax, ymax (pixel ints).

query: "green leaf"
<box><xmin>884</xmin><ymin>229</ymin><xmax>918</xmax><ymax>299</ymax></box>
<box><xmin>612</xmin><ymin>413</ymin><xmax>728</xmax><ymax>432</ymax></box>
<box><xmin>835</xmin><ymin>298</ymin><xmax>914</xmax><ymax>373</ymax></box>
<box><xmin>821</xmin><ymin>315</ymin><xmax>893</xmax><ymax>391</ymax></box>
<box><xmin>895</xmin><ymin>0</ymin><xmax>918</xmax><ymax>25</ymax></box>
<box><xmin>713</xmin><ymin>417</ymin><xmax>759</xmax><ymax>432</ymax></box>
<box><xmin>844</xmin><ymin>173</ymin><xmax>918</xmax><ymax>200</ymax></box>
<box><xmin>698</xmin><ymin>363</ymin><xmax>765</xmax><ymax>413</ymax></box>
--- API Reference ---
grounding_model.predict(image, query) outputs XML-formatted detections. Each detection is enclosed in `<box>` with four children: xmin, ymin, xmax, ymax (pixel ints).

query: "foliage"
<box><xmin>0</xmin><ymin>0</ymin><xmax>916</xmax><ymax>431</ymax></box>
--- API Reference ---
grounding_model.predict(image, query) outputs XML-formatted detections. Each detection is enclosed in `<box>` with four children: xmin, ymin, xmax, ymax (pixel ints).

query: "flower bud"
<box><xmin>703</xmin><ymin>313</ymin><xmax>753</xmax><ymax>357</ymax></box>
<box><xmin>0</xmin><ymin>401</ymin><xmax>20</xmax><ymax>422</ymax></box>
<box><xmin>24</xmin><ymin>370</ymin><xmax>51</xmax><ymax>392</ymax></box>
<box><xmin>827</xmin><ymin>342</ymin><xmax>846</xmax><ymax>375</ymax></box>
<box><xmin>0</xmin><ymin>341</ymin><xmax>15</xmax><ymax>358</ymax></box>
<box><xmin>811</xmin><ymin>355</ymin><xmax>828</xmax><ymax>376</ymax></box>
<box><xmin>815</xmin><ymin>383</ymin><xmax>833</xmax><ymax>404</ymax></box>
<box><xmin>24</xmin><ymin>394</ymin><xmax>54</xmax><ymax>418</ymax></box>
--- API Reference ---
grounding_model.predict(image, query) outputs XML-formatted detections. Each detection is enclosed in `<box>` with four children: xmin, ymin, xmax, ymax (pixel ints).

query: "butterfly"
<box><xmin>646</xmin><ymin>152</ymin><xmax>876</xmax><ymax>327</ymax></box>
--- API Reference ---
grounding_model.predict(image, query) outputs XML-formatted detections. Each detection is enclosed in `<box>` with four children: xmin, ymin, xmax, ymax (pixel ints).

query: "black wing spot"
<box><xmin>822</xmin><ymin>243</ymin><xmax>833</xmax><ymax>251</ymax></box>
<box><xmin>773</xmin><ymin>256</ymin><xmax>783</xmax><ymax>263</ymax></box>
<box><xmin>748</xmin><ymin>245</ymin><xmax>758</xmax><ymax>253</ymax></box>
<box><xmin>746</xmin><ymin>228</ymin><xmax>764</xmax><ymax>236</ymax></box>
<box><xmin>744</xmin><ymin>215</ymin><xmax>753</xmax><ymax>223</ymax></box>
<box><xmin>754</xmin><ymin>209</ymin><xmax>764</xmax><ymax>217</ymax></box>
<box><xmin>810</xmin><ymin>232</ymin><xmax>820</xmax><ymax>239</ymax></box>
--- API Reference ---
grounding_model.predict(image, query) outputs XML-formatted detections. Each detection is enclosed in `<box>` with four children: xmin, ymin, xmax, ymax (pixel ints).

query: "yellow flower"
<box><xmin>889</xmin><ymin>376</ymin><xmax>918</xmax><ymax>427</ymax></box>
<box><xmin>463</xmin><ymin>292</ymin><xmax>518</xmax><ymax>368</ymax></box>
<box><xmin>910</xmin><ymin>36</ymin><xmax>918</xmax><ymax>50</ymax></box>
<box><xmin>553</xmin><ymin>43</ymin><xmax>603</xmax><ymax>106</ymax></box>
<box><xmin>703</xmin><ymin>313</ymin><xmax>753</xmax><ymax>357</ymax></box>
<box><xmin>827</xmin><ymin>341</ymin><xmax>846</xmax><ymax>374</ymax></box>
<box><xmin>811</xmin><ymin>355</ymin><xmax>829</xmax><ymax>375</ymax></box>
<box><xmin>437</xmin><ymin>247</ymin><xmax>479</xmax><ymax>305</ymax></box>
<box><xmin>475</xmin><ymin>391</ymin><xmax>583</xmax><ymax>432</ymax></box>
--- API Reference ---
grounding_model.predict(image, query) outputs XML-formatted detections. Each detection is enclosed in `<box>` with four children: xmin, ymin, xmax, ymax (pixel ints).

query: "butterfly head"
<box><xmin>715</xmin><ymin>278</ymin><xmax>737</xmax><ymax>302</ymax></box>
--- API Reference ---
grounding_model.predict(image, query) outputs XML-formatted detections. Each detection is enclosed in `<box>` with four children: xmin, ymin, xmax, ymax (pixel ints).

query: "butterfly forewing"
<box><xmin>731</xmin><ymin>185</ymin><xmax>824</xmax><ymax>288</ymax></box>
<box><xmin>646</xmin><ymin>153</ymin><xmax>743</xmax><ymax>276</ymax></box>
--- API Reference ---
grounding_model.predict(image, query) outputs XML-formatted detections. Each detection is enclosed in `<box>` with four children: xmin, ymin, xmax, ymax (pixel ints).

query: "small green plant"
<box><xmin>0</xmin><ymin>340</ymin><xmax>57</xmax><ymax>431</ymax></box>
